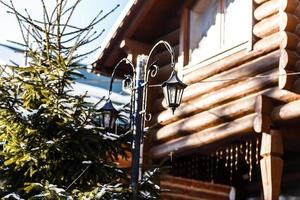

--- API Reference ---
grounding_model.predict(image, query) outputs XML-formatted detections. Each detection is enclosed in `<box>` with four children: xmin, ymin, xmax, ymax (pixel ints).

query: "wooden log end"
<box><xmin>278</xmin><ymin>69</ymin><xmax>298</xmax><ymax>90</ymax></box>
<box><xmin>254</xmin><ymin>114</ymin><xmax>272</xmax><ymax>133</ymax></box>
<box><xmin>255</xmin><ymin>95</ymin><xmax>274</xmax><ymax>114</ymax></box>
<box><xmin>293</xmin><ymin>78</ymin><xmax>300</xmax><ymax>94</ymax></box>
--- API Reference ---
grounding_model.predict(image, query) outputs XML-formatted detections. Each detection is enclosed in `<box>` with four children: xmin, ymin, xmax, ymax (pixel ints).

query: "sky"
<box><xmin>0</xmin><ymin>0</ymin><xmax>130</xmax><ymax>101</ymax></box>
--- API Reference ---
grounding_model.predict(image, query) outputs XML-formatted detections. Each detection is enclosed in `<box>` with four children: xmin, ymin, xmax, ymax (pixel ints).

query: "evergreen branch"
<box><xmin>66</xmin><ymin>164</ymin><xmax>90</xmax><ymax>191</ymax></box>
<box><xmin>60</xmin><ymin>0</ymin><xmax>82</xmax><ymax>35</ymax></box>
<box><xmin>40</xmin><ymin>0</ymin><xmax>51</xmax><ymax>25</ymax></box>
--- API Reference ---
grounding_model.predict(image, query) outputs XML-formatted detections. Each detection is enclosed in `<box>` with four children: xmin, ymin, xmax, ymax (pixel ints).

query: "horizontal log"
<box><xmin>254</xmin><ymin>0</ymin><xmax>300</xmax><ymax>21</ymax></box>
<box><xmin>180</xmin><ymin>50</ymin><xmax>280</xmax><ymax>103</ymax></box>
<box><xmin>253</xmin><ymin>13</ymin><xmax>300</xmax><ymax>39</ymax></box>
<box><xmin>155</xmin><ymin>69</ymin><xmax>278</xmax><ymax>126</ymax></box>
<box><xmin>282</xmin><ymin>13</ymin><xmax>300</xmax><ymax>32</ymax></box>
<box><xmin>254</xmin><ymin>0</ymin><xmax>269</xmax><ymax>5</ymax></box>
<box><xmin>296</xmin><ymin>5</ymin><xmax>300</xmax><ymax>19</ymax></box>
<box><xmin>161</xmin><ymin>182</ymin><xmax>229</xmax><ymax>199</ymax></box>
<box><xmin>150</xmin><ymin>114</ymin><xmax>256</xmax><ymax>159</ymax></box>
<box><xmin>279</xmin><ymin>49</ymin><xmax>300</xmax><ymax>71</ymax></box>
<box><xmin>184</xmin><ymin>37</ymin><xmax>280</xmax><ymax>85</ymax></box>
<box><xmin>253</xmin><ymin>13</ymin><xmax>281</xmax><ymax>38</ymax></box>
<box><xmin>153</xmin><ymin>87</ymin><xmax>300</xmax><ymax>142</ymax></box>
<box><xmin>157</xmin><ymin>28</ymin><xmax>179</xmax><ymax>46</ymax></box>
<box><xmin>154</xmin><ymin>94</ymin><xmax>257</xmax><ymax>143</ymax></box>
<box><xmin>263</xmin><ymin>87</ymin><xmax>300</xmax><ymax>102</ymax></box>
<box><xmin>293</xmin><ymin>78</ymin><xmax>300</xmax><ymax>93</ymax></box>
<box><xmin>272</xmin><ymin>99</ymin><xmax>300</xmax><ymax>123</ymax></box>
<box><xmin>253</xmin><ymin>31</ymin><xmax>281</xmax><ymax>51</ymax></box>
<box><xmin>278</xmin><ymin>69</ymin><xmax>299</xmax><ymax>90</ymax></box>
<box><xmin>153</xmin><ymin>63</ymin><xmax>173</xmax><ymax>84</ymax></box>
<box><xmin>253</xmin><ymin>95</ymin><xmax>273</xmax><ymax>133</ymax></box>
<box><xmin>120</xmin><ymin>38</ymin><xmax>151</xmax><ymax>54</ymax></box>
<box><xmin>154</xmin><ymin>50</ymin><xmax>280</xmax><ymax>111</ymax></box>
<box><xmin>152</xmin><ymin>44</ymin><xmax>179</xmax><ymax>67</ymax></box>
<box><xmin>281</xmin><ymin>32</ymin><xmax>300</xmax><ymax>53</ymax></box>
<box><xmin>161</xmin><ymin>175</ymin><xmax>231</xmax><ymax>199</ymax></box>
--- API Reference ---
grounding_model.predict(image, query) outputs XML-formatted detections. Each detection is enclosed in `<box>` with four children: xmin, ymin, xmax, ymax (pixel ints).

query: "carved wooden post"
<box><xmin>254</xmin><ymin>95</ymin><xmax>283</xmax><ymax>200</ymax></box>
<box><xmin>260</xmin><ymin>129</ymin><xmax>283</xmax><ymax>200</ymax></box>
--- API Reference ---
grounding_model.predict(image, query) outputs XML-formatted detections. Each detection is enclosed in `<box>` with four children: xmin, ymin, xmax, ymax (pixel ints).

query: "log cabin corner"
<box><xmin>93</xmin><ymin>0</ymin><xmax>300</xmax><ymax>199</ymax></box>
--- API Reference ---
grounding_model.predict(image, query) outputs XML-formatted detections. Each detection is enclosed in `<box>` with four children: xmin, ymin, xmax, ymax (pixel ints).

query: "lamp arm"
<box><xmin>108</xmin><ymin>58</ymin><xmax>135</xmax><ymax>98</ymax></box>
<box><xmin>145</xmin><ymin>40</ymin><xmax>175</xmax><ymax>72</ymax></box>
<box><xmin>142</xmin><ymin>41</ymin><xmax>176</xmax><ymax>122</ymax></box>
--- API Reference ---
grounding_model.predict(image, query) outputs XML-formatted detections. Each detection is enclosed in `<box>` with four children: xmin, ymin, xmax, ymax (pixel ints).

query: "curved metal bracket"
<box><xmin>142</xmin><ymin>40</ymin><xmax>176</xmax><ymax>120</ymax></box>
<box><xmin>108</xmin><ymin>58</ymin><xmax>135</xmax><ymax>98</ymax></box>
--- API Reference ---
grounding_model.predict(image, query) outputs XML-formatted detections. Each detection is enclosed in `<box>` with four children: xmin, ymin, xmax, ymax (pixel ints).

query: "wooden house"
<box><xmin>93</xmin><ymin>0</ymin><xmax>300</xmax><ymax>199</ymax></box>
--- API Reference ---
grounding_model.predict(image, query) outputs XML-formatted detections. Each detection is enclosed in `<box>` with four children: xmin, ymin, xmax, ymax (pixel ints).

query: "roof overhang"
<box><xmin>92</xmin><ymin>0</ymin><xmax>184</xmax><ymax>77</ymax></box>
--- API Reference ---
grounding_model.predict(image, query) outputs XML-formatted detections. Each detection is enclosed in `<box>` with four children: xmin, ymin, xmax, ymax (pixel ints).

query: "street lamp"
<box><xmin>97</xmin><ymin>99</ymin><xmax>119</xmax><ymax>132</ymax></box>
<box><xmin>98</xmin><ymin>41</ymin><xmax>186</xmax><ymax>199</ymax></box>
<box><xmin>98</xmin><ymin>58</ymin><xmax>135</xmax><ymax>132</ymax></box>
<box><xmin>162</xmin><ymin>70</ymin><xmax>187</xmax><ymax>114</ymax></box>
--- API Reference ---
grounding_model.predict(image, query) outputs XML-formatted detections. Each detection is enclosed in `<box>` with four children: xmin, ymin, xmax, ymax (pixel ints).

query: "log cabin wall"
<box><xmin>92</xmin><ymin>0</ymin><xmax>300</xmax><ymax>198</ymax></box>
<box><xmin>149</xmin><ymin>0</ymin><xmax>300</xmax><ymax>160</ymax></box>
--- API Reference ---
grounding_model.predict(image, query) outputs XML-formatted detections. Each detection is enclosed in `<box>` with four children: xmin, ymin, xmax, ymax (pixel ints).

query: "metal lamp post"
<box><xmin>98</xmin><ymin>41</ymin><xmax>187</xmax><ymax>199</ymax></box>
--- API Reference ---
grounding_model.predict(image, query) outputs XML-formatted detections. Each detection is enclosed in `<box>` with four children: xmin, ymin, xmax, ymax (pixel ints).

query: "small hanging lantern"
<box><xmin>98</xmin><ymin>99</ymin><xmax>119</xmax><ymax>131</ymax></box>
<box><xmin>162</xmin><ymin>70</ymin><xmax>187</xmax><ymax>114</ymax></box>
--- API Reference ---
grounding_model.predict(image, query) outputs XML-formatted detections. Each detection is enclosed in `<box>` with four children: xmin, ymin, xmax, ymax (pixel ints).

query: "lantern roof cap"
<box><xmin>100</xmin><ymin>99</ymin><xmax>119</xmax><ymax>113</ymax></box>
<box><xmin>162</xmin><ymin>70</ymin><xmax>187</xmax><ymax>87</ymax></box>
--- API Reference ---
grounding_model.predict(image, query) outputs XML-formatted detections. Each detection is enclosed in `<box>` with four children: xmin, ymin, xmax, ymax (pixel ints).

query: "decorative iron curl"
<box><xmin>142</xmin><ymin>40</ymin><xmax>176</xmax><ymax>126</ymax></box>
<box><xmin>144</xmin><ymin>113</ymin><xmax>152</xmax><ymax>122</ymax></box>
<box><xmin>108</xmin><ymin>58</ymin><xmax>135</xmax><ymax>98</ymax></box>
<box><xmin>149</xmin><ymin>64</ymin><xmax>159</xmax><ymax>78</ymax></box>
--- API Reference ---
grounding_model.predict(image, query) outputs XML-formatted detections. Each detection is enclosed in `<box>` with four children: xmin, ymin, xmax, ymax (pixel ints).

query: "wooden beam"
<box><xmin>280</xmin><ymin>32</ymin><xmax>300</xmax><ymax>54</ymax></box>
<box><xmin>154</xmin><ymin>50</ymin><xmax>280</xmax><ymax>113</ymax></box>
<box><xmin>181</xmin><ymin>50</ymin><xmax>280</xmax><ymax>103</ymax></box>
<box><xmin>178</xmin><ymin>8</ymin><xmax>190</xmax><ymax>67</ymax></box>
<box><xmin>153</xmin><ymin>88</ymin><xmax>300</xmax><ymax>142</ymax></box>
<box><xmin>161</xmin><ymin>175</ymin><xmax>231</xmax><ymax>199</ymax></box>
<box><xmin>254</xmin><ymin>0</ymin><xmax>269</xmax><ymax>5</ymax></box>
<box><xmin>253</xmin><ymin>32</ymin><xmax>281</xmax><ymax>52</ymax></box>
<box><xmin>150</xmin><ymin>114</ymin><xmax>256</xmax><ymax>159</ymax></box>
<box><xmin>278</xmin><ymin>69</ymin><xmax>298</xmax><ymax>90</ymax></box>
<box><xmin>279</xmin><ymin>49</ymin><xmax>300</xmax><ymax>92</ymax></box>
<box><xmin>125</xmin><ymin>0</ymin><xmax>158</xmax><ymax>38</ymax></box>
<box><xmin>157</xmin><ymin>28</ymin><xmax>180</xmax><ymax>46</ymax></box>
<box><xmin>120</xmin><ymin>38</ymin><xmax>151</xmax><ymax>55</ymax></box>
<box><xmin>253</xmin><ymin>95</ymin><xmax>274</xmax><ymax>133</ymax></box>
<box><xmin>254</xmin><ymin>0</ymin><xmax>300</xmax><ymax>21</ymax></box>
<box><xmin>260</xmin><ymin>129</ymin><xmax>283</xmax><ymax>200</ymax></box>
<box><xmin>293</xmin><ymin>78</ymin><xmax>300</xmax><ymax>93</ymax></box>
<box><xmin>253</xmin><ymin>13</ymin><xmax>300</xmax><ymax>39</ymax></box>
<box><xmin>253</xmin><ymin>13</ymin><xmax>281</xmax><ymax>38</ymax></box>
<box><xmin>153</xmin><ymin>93</ymin><xmax>261</xmax><ymax>143</ymax></box>
<box><xmin>155</xmin><ymin>69</ymin><xmax>278</xmax><ymax>126</ymax></box>
<box><xmin>185</xmin><ymin>44</ymin><xmax>281</xmax><ymax>86</ymax></box>
<box><xmin>119</xmin><ymin>38</ymin><xmax>152</xmax><ymax>65</ymax></box>
<box><xmin>152</xmin><ymin>44</ymin><xmax>179</xmax><ymax>67</ymax></box>
<box><xmin>271</xmin><ymin>99</ymin><xmax>300</xmax><ymax>123</ymax></box>
<box><xmin>279</xmin><ymin>49</ymin><xmax>300</xmax><ymax>71</ymax></box>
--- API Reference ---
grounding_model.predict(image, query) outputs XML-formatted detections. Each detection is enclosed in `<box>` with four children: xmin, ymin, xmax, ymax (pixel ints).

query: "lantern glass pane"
<box><xmin>168</xmin><ymin>85</ymin><xmax>177</xmax><ymax>106</ymax></box>
<box><xmin>176</xmin><ymin>87</ymin><xmax>184</xmax><ymax>105</ymax></box>
<box><xmin>110</xmin><ymin>115</ymin><xmax>117</xmax><ymax>130</ymax></box>
<box><xmin>103</xmin><ymin>112</ymin><xmax>111</xmax><ymax>129</ymax></box>
<box><xmin>163</xmin><ymin>85</ymin><xmax>170</xmax><ymax>105</ymax></box>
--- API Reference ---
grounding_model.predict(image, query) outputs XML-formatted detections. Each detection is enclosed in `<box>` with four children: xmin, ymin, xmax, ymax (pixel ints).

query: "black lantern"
<box><xmin>98</xmin><ymin>99</ymin><xmax>119</xmax><ymax>131</ymax></box>
<box><xmin>162</xmin><ymin>70</ymin><xmax>187</xmax><ymax>114</ymax></box>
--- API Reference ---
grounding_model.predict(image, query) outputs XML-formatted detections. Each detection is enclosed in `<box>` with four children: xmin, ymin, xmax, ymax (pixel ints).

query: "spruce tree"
<box><xmin>0</xmin><ymin>0</ymin><xmax>160</xmax><ymax>199</ymax></box>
